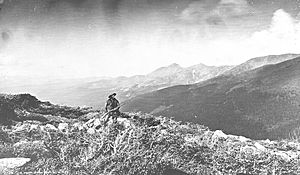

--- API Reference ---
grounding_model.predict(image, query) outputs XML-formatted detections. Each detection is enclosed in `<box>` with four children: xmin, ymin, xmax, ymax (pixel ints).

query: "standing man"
<box><xmin>104</xmin><ymin>93</ymin><xmax>120</xmax><ymax>123</ymax></box>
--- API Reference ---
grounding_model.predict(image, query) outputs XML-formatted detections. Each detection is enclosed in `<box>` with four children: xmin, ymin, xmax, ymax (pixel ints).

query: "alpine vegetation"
<box><xmin>0</xmin><ymin>94</ymin><xmax>299</xmax><ymax>174</ymax></box>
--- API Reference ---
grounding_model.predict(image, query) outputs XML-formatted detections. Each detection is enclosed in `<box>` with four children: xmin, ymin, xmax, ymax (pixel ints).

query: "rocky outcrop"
<box><xmin>0</xmin><ymin>94</ymin><xmax>92</xmax><ymax>125</ymax></box>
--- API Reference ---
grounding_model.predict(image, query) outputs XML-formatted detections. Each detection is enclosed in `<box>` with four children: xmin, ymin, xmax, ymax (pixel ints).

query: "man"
<box><xmin>104</xmin><ymin>93</ymin><xmax>120</xmax><ymax>122</ymax></box>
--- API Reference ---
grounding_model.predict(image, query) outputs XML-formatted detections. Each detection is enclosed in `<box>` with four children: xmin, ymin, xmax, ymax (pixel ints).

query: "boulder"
<box><xmin>87</xmin><ymin>128</ymin><xmax>96</xmax><ymax>135</ymax></box>
<box><xmin>254</xmin><ymin>142</ymin><xmax>266</xmax><ymax>152</ymax></box>
<box><xmin>13</xmin><ymin>140</ymin><xmax>29</xmax><ymax>147</ymax></box>
<box><xmin>237</xmin><ymin>136</ymin><xmax>251</xmax><ymax>142</ymax></box>
<box><xmin>72</xmin><ymin>122</ymin><xmax>85</xmax><ymax>131</ymax></box>
<box><xmin>273</xmin><ymin>151</ymin><xmax>291</xmax><ymax>161</ymax></box>
<box><xmin>12</xmin><ymin>124</ymin><xmax>30</xmax><ymax>133</ymax></box>
<box><xmin>0</xmin><ymin>158</ymin><xmax>30</xmax><ymax>169</ymax></box>
<box><xmin>241</xmin><ymin>146</ymin><xmax>256</xmax><ymax>154</ymax></box>
<box><xmin>211</xmin><ymin>130</ymin><xmax>228</xmax><ymax>144</ymax></box>
<box><xmin>272</xmin><ymin>150</ymin><xmax>299</xmax><ymax>161</ymax></box>
<box><xmin>29</xmin><ymin>124</ymin><xmax>39</xmax><ymax>131</ymax></box>
<box><xmin>213</xmin><ymin>130</ymin><xmax>228</xmax><ymax>139</ymax></box>
<box><xmin>117</xmin><ymin>118</ymin><xmax>131</xmax><ymax>128</ymax></box>
<box><xmin>58</xmin><ymin>123</ymin><xmax>68</xmax><ymax>132</ymax></box>
<box><xmin>45</xmin><ymin>124</ymin><xmax>57</xmax><ymax>131</ymax></box>
<box><xmin>93</xmin><ymin>118</ymin><xmax>102</xmax><ymax>129</ymax></box>
<box><xmin>85</xmin><ymin>118</ymin><xmax>95</xmax><ymax>128</ymax></box>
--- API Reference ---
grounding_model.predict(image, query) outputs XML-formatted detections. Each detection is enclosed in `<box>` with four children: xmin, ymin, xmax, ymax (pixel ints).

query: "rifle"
<box><xmin>102</xmin><ymin>103</ymin><xmax>125</xmax><ymax>122</ymax></box>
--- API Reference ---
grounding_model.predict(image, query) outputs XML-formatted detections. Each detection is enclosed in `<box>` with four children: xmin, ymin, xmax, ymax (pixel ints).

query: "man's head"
<box><xmin>108</xmin><ymin>93</ymin><xmax>117</xmax><ymax>99</ymax></box>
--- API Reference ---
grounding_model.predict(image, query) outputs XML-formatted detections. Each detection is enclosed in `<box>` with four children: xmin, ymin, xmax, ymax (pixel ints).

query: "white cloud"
<box><xmin>245</xmin><ymin>9</ymin><xmax>300</xmax><ymax>56</ymax></box>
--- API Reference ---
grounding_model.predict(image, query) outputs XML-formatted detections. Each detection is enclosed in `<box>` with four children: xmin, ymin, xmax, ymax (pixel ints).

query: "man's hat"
<box><xmin>108</xmin><ymin>93</ymin><xmax>117</xmax><ymax>98</ymax></box>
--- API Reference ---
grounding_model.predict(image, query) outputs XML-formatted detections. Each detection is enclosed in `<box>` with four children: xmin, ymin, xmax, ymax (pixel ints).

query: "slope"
<box><xmin>123</xmin><ymin>57</ymin><xmax>300</xmax><ymax>140</ymax></box>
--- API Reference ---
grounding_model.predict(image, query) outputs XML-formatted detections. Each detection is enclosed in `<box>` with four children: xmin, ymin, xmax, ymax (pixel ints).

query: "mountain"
<box><xmin>123</xmin><ymin>56</ymin><xmax>300</xmax><ymax>140</ymax></box>
<box><xmin>82</xmin><ymin>63</ymin><xmax>233</xmax><ymax>108</ymax></box>
<box><xmin>224</xmin><ymin>53</ymin><xmax>300</xmax><ymax>75</ymax></box>
<box><xmin>148</xmin><ymin>63</ymin><xmax>184</xmax><ymax>78</ymax></box>
<box><xmin>0</xmin><ymin>63</ymin><xmax>232</xmax><ymax>108</ymax></box>
<box><xmin>0</xmin><ymin>93</ymin><xmax>299</xmax><ymax>174</ymax></box>
<box><xmin>1</xmin><ymin>54</ymin><xmax>298</xmax><ymax>109</ymax></box>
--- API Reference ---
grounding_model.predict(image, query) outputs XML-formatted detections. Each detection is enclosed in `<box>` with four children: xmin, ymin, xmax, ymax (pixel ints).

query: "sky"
<box><xmin>0</xmin><ymin>0</ymin><xmax>300</xmax><ymax>78</ymax></box>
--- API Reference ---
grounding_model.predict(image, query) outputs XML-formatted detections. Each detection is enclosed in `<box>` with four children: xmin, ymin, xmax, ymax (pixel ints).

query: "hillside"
<box><xmin>224</xmin><ymin>53</ymin><xmax>300</xmax><ymax>75</ymax></box>
<box><xmin>123</xmin><ymin>57</ymin><xmax>300</xmax><ymax>140</ymax></box>
<box><xmin>0</xmin><ymin>94</ymin><xmax>299</xmax><ymax>174</ymax></box>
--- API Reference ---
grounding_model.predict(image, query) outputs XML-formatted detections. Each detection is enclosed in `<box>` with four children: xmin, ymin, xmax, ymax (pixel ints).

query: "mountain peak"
<box><xmin>148</xmin><ymin>63</ymin><xmax>183</xmax><ymax>77</ymax></box>
<box><xmin>168</xmin><ymin>63</ymin><xmax>181</xmax><ymax>68</ymax></box>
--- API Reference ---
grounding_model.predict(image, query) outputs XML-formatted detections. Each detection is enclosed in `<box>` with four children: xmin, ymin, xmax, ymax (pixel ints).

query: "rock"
<box><xmin>14</xmin><ymin>140</ymin><xmax>44</xmax><ymax>148</ymax></box>
<box><xmin>86</xmin><ymin>118</ymin><xmax>95</xmax><ymax>128</ymax></box>
<box><xmin>237</xmin><ymin>136</ymin><xmax>251</xmax><ymax>142</ymax></box>
<box><xmin>254</xmin><ymin>142</ymin><xmax>266</xmax><ymax>152</ymax></box>
<box><xmin>45</xmin><ymin>124</ymin><xmax>57</xmax><ymax>131</ymax></box>
<box><xmin>228</xmin><ymin>135</ymin><xmax>251</xmax><ymax>142</ymax></box>
<box><xmin>93</xmin><ymin>118</ymin><xmax>102</xmax><ymax>128</ymax></box>
<box><xmin>241</xmin><ymin>146</ymin><xmax>256</xmax><ymax>154</ymax></box>
<box><xmin>184</xmin><ymin>135</ymin><xmax>203</xmax><ymax>146</ymax></box>
<box><xmin>29</xmin><ymin>124</ymin><xmax>39</xmax><ymax>131</ymax></box>
<box><xmin>160</xmin><ymin>129</ymin><xmax>168</xmax><ymax>135</ymax></box>
<box><xmin>212</xmin><ymin>130</ymin><xmax>228</xmax><ymax>142</ymax></box>
<box><xmin>272</xmin><ymin>150</ymin><xmax>299</xmax><ymax>161</ymax></box>
<box><xmin>87</xmin><ymin>128</ymin><xmax>95</xmax><ymax>135</ymax></box>
<box><xmin>58</xmin><ymin>123</ymin><xmax>68</xmax><ymax>132</ymax></box>
<box><xmin>12</xmin><ymin>123</ymin><xmax>30</xmax><ymax>133</ymax></box>
<box><xmin>72</xmin><ymin>122</ymin><xmax>84</xmax><ymax>131</ymax></box>
<box><xmin>0</xmin><ymin>158</ymin><xmax>30</xmax><ymax>169</ymax></box>
<box><xmin>117</xmin><ymin>118</ymin><xmax>131</xmax><ymax>128</ymax></box>
<box><xmin>273</xmin><ymin>151</ymin><xmax>290</xmax><ymax>160</ymax></box>
<box><xmin>13</xmin><ymin>140</ymin><xmax>28</xmax><ymax>147</ymax></box>
<box><xmin>287</xmin><ymin>142</ymin><xmax>299</xmax><ymax>151</ymax></box>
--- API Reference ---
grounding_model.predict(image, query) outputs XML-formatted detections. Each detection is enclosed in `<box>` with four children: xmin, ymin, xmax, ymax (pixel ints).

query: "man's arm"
<box><xmin>116</xmin><ymin>99</ymin><xmax>120</xmax><ymax>109</ymax></box>
<box><xmin>105</xmin><ymin>100</ymin><xmax>111</xmax><ymax>112</ymax></box>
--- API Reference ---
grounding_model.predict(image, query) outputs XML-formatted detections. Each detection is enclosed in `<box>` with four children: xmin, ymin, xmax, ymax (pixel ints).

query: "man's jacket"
<box><xmin>105</xmin><ymin>98</ymin><xmax>120</xmax><ymax>112</ymax></box>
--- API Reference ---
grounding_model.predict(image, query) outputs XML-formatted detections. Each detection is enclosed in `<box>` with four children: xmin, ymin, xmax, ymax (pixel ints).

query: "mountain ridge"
<box><xmin>123</xmin><ymin>56</ymin><xmax>300</xmax><ymax>140</ymax></box>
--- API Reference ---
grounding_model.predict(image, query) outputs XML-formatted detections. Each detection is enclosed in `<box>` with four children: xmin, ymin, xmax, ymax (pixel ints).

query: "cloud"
<box><xmin>215</xmin><ymin>0</ymin><xmax>253</xmax><ymax>17</ymax></box>
<box><xmin>180</xmin><ymin>0</ymin><xmax>253</xmax><ymax>24</ymax></box>
<box><xmin>245</xmin><ymin>9</ymin><xmax>300</xmax><ymax>55</ymax></box>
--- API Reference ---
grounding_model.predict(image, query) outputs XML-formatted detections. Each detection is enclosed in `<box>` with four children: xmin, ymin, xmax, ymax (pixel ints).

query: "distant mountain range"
<box><xmin>1</xmin><ymin>61</ymin><xmax>234</xmax><ymax>108</ymax></box>
<box><xmin>73</xmin><ymin>62</ymin><xmax>233</xmax><ymax>107</ymax></box>
<box><xmin>123</xmin><ymin>54</ymin><xmax>300</xmax><ymax>140</ymax></box>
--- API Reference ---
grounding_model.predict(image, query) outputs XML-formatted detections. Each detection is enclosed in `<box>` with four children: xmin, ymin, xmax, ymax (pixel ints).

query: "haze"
<box><xmin>0</xmin><ymin>0</ymin><xmax>300</xmax><ymax>79</ymax></box>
